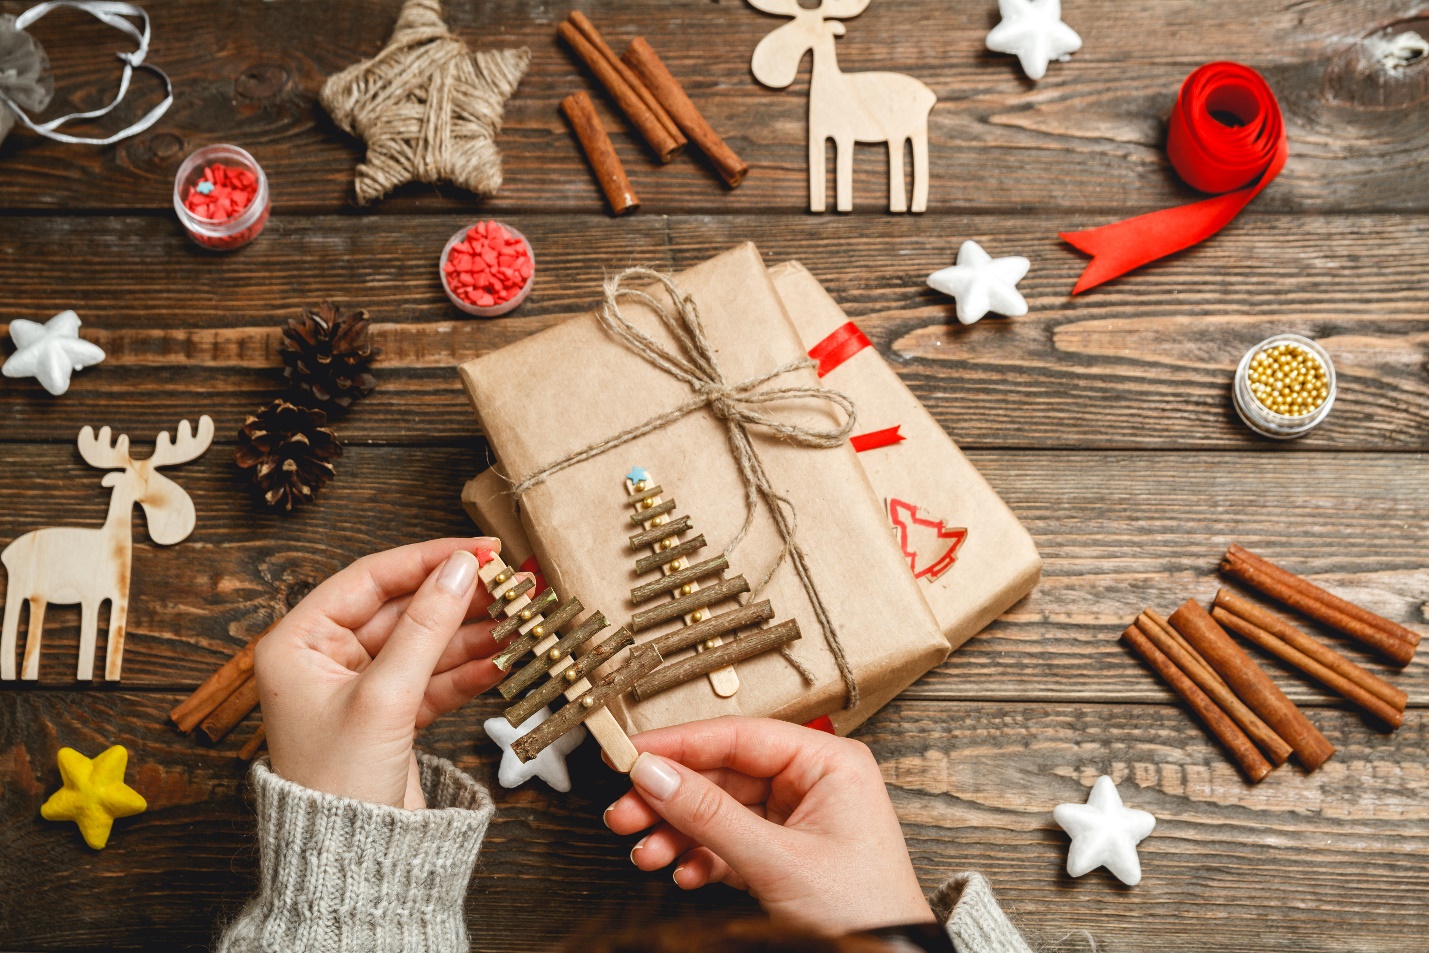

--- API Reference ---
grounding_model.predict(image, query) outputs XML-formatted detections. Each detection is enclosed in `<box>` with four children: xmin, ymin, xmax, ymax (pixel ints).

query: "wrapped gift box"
<box><xmin>460</xmin><ymin>243</ymin><xmax>947</xmax><ymax>735</ymax></box>
<box><xmin>462</xmin><ymin>255</ymin><xmax>1039</xmax><ymax>733</ymax></box>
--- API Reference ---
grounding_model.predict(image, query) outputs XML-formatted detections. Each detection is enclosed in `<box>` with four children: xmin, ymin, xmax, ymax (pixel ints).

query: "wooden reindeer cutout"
<box><xmin>2</xmin><ymin>416</ymin><xmax>214</xmax><ymax>682</ymax></box>
<box><xmin>749</xmin><ymin>0</ymin><xmax>935</xmax><ymax>213</ymax></box>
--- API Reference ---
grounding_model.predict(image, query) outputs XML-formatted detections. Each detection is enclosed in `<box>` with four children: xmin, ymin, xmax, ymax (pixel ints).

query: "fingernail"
<box><xmin>629</xmin><ymin>837</ymin><xmax>646</xmax><ymax>863</ymax></box>
<box><xmin>603</xmin><ymin>804</ymin><xmax>616</xmax><ymax>829</ymax></box>
<box><xmin>672</xmin><ymin>866</ymin><xmax>686</xmax><ymax>887</ymax></box>
<box><xmin>437</xmin><ymin>551</ymin><xmax>478</xmax><ymax>595</ymax></box>
<box><xmin>630</xmin><ymin>752</ymin><xmax>680</xmax><ymax>800</ymax></box>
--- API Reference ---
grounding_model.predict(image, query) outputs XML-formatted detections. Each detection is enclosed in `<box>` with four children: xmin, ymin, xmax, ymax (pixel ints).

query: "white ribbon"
<box><xmin>2</xmin><ymin>1</ymin><xmax>171</xmax><ymax>145</ymax></box>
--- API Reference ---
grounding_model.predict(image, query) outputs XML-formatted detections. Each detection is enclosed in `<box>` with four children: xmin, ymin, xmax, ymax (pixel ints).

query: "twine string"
<box><xmin>510</xmin><ymin>266</ymin><xmax>861</xmax><ymax>708</ymax></box>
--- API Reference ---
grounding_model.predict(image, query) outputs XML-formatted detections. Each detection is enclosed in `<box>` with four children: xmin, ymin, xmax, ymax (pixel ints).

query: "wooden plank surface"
<box><xmin>1</xmin><ymin>0</ymin><xmax>1426</xmax><ymax>949</ymax></box>
<box><xmin>0</xmin><ymin>0</ymin><xmax>1424</xmax><ymax>214</ymax></box>
<box><xmin>0</xmin><ymin>693</ymin><xmax>1423</xmax><ymax>952</ymax></box>
<box><xmin>1</xmin><ymin>213</ymin><xmax>1426</xmax><ymax>450</ymax></box>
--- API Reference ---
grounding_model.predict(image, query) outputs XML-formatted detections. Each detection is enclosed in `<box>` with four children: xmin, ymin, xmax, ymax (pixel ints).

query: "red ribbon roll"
<box><xmin>1061</xmin><ymin>62</ymin><xmax>1288</xmax><ymax>294</ymax></box>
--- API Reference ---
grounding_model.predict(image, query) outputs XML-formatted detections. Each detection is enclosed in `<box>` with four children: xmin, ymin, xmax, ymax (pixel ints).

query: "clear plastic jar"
<box><xmin>173</xmin><ymin>144</ymin><xmax>270</xmax><ymax>251</ymax></box>
<box><xmin>440</xmin><ymin>222</ymin><xmax>534</xmax><ymax>318</ymax></box>
<box><xmin>1232</xmin><ymin>334</ymin><xmax>1336</xmax><ymax>439</ymax></box>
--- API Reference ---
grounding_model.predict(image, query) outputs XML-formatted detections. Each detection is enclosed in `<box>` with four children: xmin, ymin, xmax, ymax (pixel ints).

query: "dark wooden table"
<box><xmin>2</xmin><ymin>1</ymin><xmax>1426</xmax><ymax>950</ymax></box>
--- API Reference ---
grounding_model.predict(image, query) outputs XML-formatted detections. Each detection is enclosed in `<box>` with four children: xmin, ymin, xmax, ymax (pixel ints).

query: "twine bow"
<box><xmin>511</xmin><ymin>266</ymin><xmax>862</xmax><ymax>709</ymax></box>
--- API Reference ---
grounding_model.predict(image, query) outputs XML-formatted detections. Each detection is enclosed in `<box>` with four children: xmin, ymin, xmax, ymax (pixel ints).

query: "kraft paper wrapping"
<box><xmin>459</xmin><ymin>243</ymin><xmax>945</xmax><ymax>735</ymax></box>
<box><xmin>462</xmin><ymin>258</ymin><xmax>1040</xmax><ymax>734</ymax></box>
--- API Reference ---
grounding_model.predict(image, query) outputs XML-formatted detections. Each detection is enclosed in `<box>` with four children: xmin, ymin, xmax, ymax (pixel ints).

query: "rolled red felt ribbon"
<box><xmin>1061</xmin><ymin>62</ymin><xmax>1288</xmax><ymax>294</ymax></box>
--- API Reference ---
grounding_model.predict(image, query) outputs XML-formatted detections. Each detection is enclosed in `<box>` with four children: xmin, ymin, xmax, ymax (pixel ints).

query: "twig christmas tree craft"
<box><xmin>623</xmin><ymin>467</ymin><xmax>801</xmax><ymax>702</ymax></box>
<box><xmin>480</xmin><ymin>552</ymin><xmax>658</xmax><ymax>769</ymax></box>
<box><xmin>2</xmin><ymin>417</ymin><xmax>214</xmax><ymax>682</ymax></box>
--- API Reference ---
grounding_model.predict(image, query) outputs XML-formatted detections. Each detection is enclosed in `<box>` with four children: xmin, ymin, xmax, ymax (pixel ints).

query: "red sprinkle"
<box><xmin>183</xmin><ymin>163</ymin><xmax>259</xmax><ymax>224</ymax></box>
<box><xmin>444</xmin><ymin>221</ymin><xmax>532</xmax><ymax>309</ymax></box>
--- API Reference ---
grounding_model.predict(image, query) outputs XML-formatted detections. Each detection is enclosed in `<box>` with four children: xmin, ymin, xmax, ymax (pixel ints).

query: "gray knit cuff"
<box><xmin>931</xmin><ymin>873</ymin><xmax>1034</xmax><ymax>953</ymax></box>
<box><xmin>217</xmin><ymin>753</ymin><xmax>494</xmax><ymax>953</ymax></box>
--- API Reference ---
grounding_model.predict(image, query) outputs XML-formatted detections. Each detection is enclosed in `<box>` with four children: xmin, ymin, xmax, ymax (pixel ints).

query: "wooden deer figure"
<box><xmin>749</xmin><ymin>0</ymin><xmax>935</xmax><ymax>214</ymax></box>
<box><xmin>1</xmin><ymin>416</ymin><xmax>214</xmax><ymax>682</ymax></box>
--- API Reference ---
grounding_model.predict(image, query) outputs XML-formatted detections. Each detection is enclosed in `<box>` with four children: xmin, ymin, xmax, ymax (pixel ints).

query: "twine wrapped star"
<box><xmin>319</xmin><ymin>0</ymin><xmax>529</xmax><ymax>204</ymax></box>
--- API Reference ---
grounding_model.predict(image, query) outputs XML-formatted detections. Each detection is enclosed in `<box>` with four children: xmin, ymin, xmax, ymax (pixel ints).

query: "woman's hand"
<box><xmin>604</xmin><ymin>716</ymin><xmax>935</xmax><ymax>935</ymax></box>
<box><xmin>256</xmin><ymin>538</ymin><xmax>517</xmax><ymax>809</ymax></box>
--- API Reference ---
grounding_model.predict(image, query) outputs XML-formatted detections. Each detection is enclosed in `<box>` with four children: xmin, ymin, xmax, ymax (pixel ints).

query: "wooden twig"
<box><xmin>629</xmin><ymin>515</ymin><xmax>692</xmax><ymax>549</ymax></box>
<box><xmin>487</xmin><ymin>576</ymin><xmax>534</xmax><ymax>617</ymax></box>
<box><xmin>635</xmin><ymin>535</ymin><xmax>707</xmax><ymax>574</ymax></box>
<box><xmin>492</xmin><ymin>595</ymin><xmax>586</xmax><ymax>672</ymax></box>
<box><xmin>630</xmin><ymin>499</ymin><xmax>678</xmax><ymax>524</ymax></box>
<box><xmin>629</xmin><ymin>554</ymin><xmax>729</xmax><ymax>605</ymax></box>
<box><xmin>500</xmin><ymin>612</ymin><xmax>609</xmax><ymax>700</ymax></box>
<box><xmin>491</xmin><ymin>587</ymin><xmax>558</xmax><ymax>642</ymax></box>
<box><xmin>512</xmin><ymin>644</ymin><xmax>663</xmax><ymax>763</ymax></box>
<box><xmin>630</xmin><ymin>575</ymin><xmax>750</xmax><ymax>632</ymax></box>
<box><xmin>633</xmin><ymin>621</ymin><xmax>800</xmax><ymax>702</ymax></box>
<box><xmin>504</xmin><ymin>628</ymin><xmax>635</xmax><ymax>728</ymax></box>
<box><xmin>649</xmin><ymin>600</ymin><xmax>774</xmax><ymax>657</ymax></box>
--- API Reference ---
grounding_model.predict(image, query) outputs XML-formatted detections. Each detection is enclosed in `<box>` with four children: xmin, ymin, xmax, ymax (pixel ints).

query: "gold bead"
<box><xmin>660</xmin><ymin>538</ymin><xmax>675</xmax><ymax>550</ymax></box>
<box><xmin>642</xmin><ymin>497</ymin><xmax>656</xmax><ymax>510</ymax></box>
<box><xmin>581</xmin><ymin>695</ymin><xmax>595</xmax><ymax>709</ymax></box>
<box><xmin>692</xmin><ymin>609</ymin><xmax>707</xmax><ymax>622</ymax></box>
<box><xmin>494</xmin><ymin>569</ymin><xmax>512</xmax><ymax>584</ymax></box>
<box><xmin>702</xmin><ymin>638</ymin><xmax>719</xmax><ymax>650</ymax></box>
<box><xmin>519</xmin><ymin>609</ymin><xmax>533</xmax><ymax>621</ymax></box>
<box><xmin>634</xmin><ymin>480</ymin><xmax>648</xmax><ymax>492</ymax></box>
<box><xmin>548</xmin><ymin>648</ymin><xmax>564</xmax><ymax>661</ymax></box>
<box><xmin>565</xmin><ymin>667</ymin><xmax>580</xmax><ymax>682</ymax></box>
<box><xmin>504</xmin><ymin>588</ymin><xmax>520</xmax><ymax>601</ymax></box>
<box><xmin>669</xmin><ymin>559</ymin><xmax>683</xmax><ymax>571</ymax></box>
<box><xmin>532</xmin><ymin>625</ymin><xmax>545</xmax><ymax>638</ymax></box>
<box><xmin>652</xmin><ymin>516</ymin><xmax>667</xmax><ymax>526</ymax></box>
<box><xmin>680</xmin><ymin>583</ymin><xmax>695</xmax><ymax>595</ymax></box>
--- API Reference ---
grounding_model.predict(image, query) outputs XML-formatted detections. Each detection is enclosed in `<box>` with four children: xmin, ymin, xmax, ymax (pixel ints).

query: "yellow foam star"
<box><xmin>40</xmin><ymin>745</ymin><xmax>147</xmax><ymax>849</ymax></box>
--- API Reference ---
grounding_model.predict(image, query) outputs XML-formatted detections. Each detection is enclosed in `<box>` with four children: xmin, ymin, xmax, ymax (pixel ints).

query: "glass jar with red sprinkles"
<box><xmin>440</xmin><ymin>221</ymin><xmax>535</xmax><ymax>317</ymax></box>
<box><xmin>173</xmin><ymin>144</ymin><xmax>270</xmax><ymax>251</ymax></box>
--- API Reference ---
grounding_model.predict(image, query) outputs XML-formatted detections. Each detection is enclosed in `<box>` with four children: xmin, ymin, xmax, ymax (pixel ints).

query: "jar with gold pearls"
<box><xmin>1232</xmin><ymin>334</ymin><xmax>1336</xmax><ymax>439</ymax></box>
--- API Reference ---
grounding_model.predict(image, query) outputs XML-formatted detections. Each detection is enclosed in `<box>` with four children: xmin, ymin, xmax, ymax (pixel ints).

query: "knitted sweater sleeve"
<box><xmin>215</xmin><ymin>753</ymin><xmax>493</xmax><ymax>953</ymax></box>
<box><xmin>931</xmin><ymin>872</ymin><xmax>1036</xmax><ymax>953</ymax></box>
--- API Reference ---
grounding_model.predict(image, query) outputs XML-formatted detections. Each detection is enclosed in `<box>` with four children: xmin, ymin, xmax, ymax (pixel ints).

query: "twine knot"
<box><xmin>509</xmin><ymin>266</ymin><xmax>862</xmax><ymax>709</ymax></box>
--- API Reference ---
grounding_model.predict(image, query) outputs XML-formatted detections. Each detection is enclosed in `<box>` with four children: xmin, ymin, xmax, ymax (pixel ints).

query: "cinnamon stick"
<box><xmin>558</xmin><ymin>20</ymin><xmax>682</xmax><ymax>163</ymax></box>
<box><xmin>170</xmin><ymin>625</ymin><xmax>272</xmax><ymax>733</ymax></box>
<box><xmin>1170</xmin><ymin>600</ymin><xmax>1335</xmax><ymax>771</ymax></box>
<box><xmin>567</xmin><ymin>12</ymin><xmax>685</xmax><ymax>151</ymax></box>
<box><xmin>622</xmin><ymin>37</ymin><xmax>750</xmax><ymax>188</ymax></box>
<box><xmin>1212</xmin><ymin>606</ymin><xmax>1403</xmax><ymax>730</ymax></box>
<box><xmin>1121</xmin><ymin>624</ymin><xmax>1273</xmax><ymax>783</ymax></box>
<box><xmin>561</xmin><ymin>91</ymin><xmax>640</xmax><ymax>216</ymax></box>
<box><xmin>1143</xmin><ymin>609</ymin><xmax>1227</xmax><ymax>691</ymax></box>
<box><xmin>1221</xmin><ymin>545</ymin><xmax>1417</xmax><ymax>666</ymax></box>
<box><xmin>1137</xmin><ymin>611</ymin><xmax>1292</xmax><ymax>764</ymax></box>
<box><xmin>1213</xmin><ymin>589</ymin><xmax>1407</xmax><ymax>711</ymax></box>
<box><xmin>236</xmin><ymin>723</ymin><xmax>266</xmax><ymax>761</ymax></box>
<box><xmin>200</xmin><ymin>675</ymin><xmax>260</xmax><ymax>744</ymax></box>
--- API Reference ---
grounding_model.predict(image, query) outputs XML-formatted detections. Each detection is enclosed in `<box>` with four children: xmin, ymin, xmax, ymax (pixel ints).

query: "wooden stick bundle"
<box><xmin>1169</xmin><ymin>600</ymin><xmax>1336</xmax><ymax>771</ymax></box>
<box><xmin>1220</xmin><ymin>544</ymin><xmax>1418</xmax><ymax>666</ymax></box>
<box><xmin>1122</xmin><ymin>623</ymin><xmax>1273</xmax><ymax>783</ymax></box>
<box><xmin>622</xmin><ymin>37</ymin><xmax>749</xmax><ymax>188</ymax></box>
<box><xmin>1136</xmin><ymin>610</ymin><xmax>1292</xmax><ymax>765</ymax></box>
<box><xmin>1211</xmin><ymin>595</ymin><xmax>1404</xmax><ymax>730</ymax></box>
<box><xmin>559</xmin><ymin>17</ymin><xmax>683</xmax><ymax>163</ymax></box>
<box><xmin>561</xmin><ymin>91</ymin><xmax>640</xmax><ymax>216</ymax></box>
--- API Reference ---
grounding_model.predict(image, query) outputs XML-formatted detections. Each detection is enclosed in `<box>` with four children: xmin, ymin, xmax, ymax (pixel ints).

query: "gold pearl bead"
<box><xmin>634</xmin><ymin>480</ymin><xmax>648</xmax><ymax>492</ymax></box>
<box><xmin>669</xmin><ymin>559</ymin><xmax>683</xmax><ymax>571</ymax></box>
<box><xmin>548</xmin><ymin>648</ymin><xmax>564</xmax><ymax>661</ymax></box>
<box><xmin>504</xmin><ymin>588</ymin><xmax>519</xmax><ymax>601</ymax></box>
<box><xmin>519</xmin><ymin>609</ymin><xmax>533</xmax><ymax>621</ymax></box>
<box><xmin>702</xmin><ymin>638</ymin><xmax>719</xmax><ymax>650</ymax></box>
<box><xmin>680</xmin><ymin>583</ymin><xmax>695</xmax><ymax>595</ymax></box>
<box><xmin>532</xmin><ymin>625</ymin><xmax>545</xmax><ymax>638</ymax></box>
<box><xmin>692</xmin><ymin>609</ymin><xmax>707</xmax><ymax>622</ymax></box>
<box><xmin>652</xmin><ymin>516</ymin><xmax>667</xmax><ymax>526</ymax></box>
<box><xmin>565</xmin><ymin>667</ymin><xmax>580</xmax><ymax>682</ymax></box>
<box><xmin>581</xmin><ymin>695</ymin><xmax>595</xmax><ymax>709</ymax></box>
<box><xmin>660</xmin><ymin>538</ymin><xmax>675</xmax><ymax>550</ymax></box>
<box><xmin>642</xmin><ymin>497</ymin><xmax>656</xmax><ymax>510</ymax></box>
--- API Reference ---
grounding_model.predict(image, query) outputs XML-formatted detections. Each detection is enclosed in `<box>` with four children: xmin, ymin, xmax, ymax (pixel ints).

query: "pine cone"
<box><xmin>280</xmin><ymin>302</ymin><xmax>379</xmax><ymax>412</ymax></box>
<box><xmin>234</xmin><ymin>399</ymin><xmax>344</xmax><ymax>512</ymax></box>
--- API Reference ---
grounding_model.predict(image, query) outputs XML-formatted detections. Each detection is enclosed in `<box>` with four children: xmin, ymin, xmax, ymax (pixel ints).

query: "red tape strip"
<box><xmin>518</xmin><ymin>555</ymin><xmax>547</xmax><ymax>598</ymax></box>
<box><xmin>850</xmin><ymin>425</ymin><xmax>905</xmax><ymax>452</ymax></box>
<box><xmin>803</xmin><ymin>715</ymin><xmax>836</xmax><ymax>734</ymax></box>
<box><xmin>1061</xmin><ymin>62</ymin><xmax>1287</xmax><ymax>294</ymax></box>
<box><xmin>808</xmin><ymin>321</ymin><xmax>871</xmax><ymax>377</ymax></box>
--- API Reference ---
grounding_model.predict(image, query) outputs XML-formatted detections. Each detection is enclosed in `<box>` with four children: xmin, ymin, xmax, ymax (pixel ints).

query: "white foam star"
<box><xmin>1053</xmin><ymin>776</ymin><xmax>1156</xmax><ymax>885</ymax></box>
<box><xmin>927</xmin><ymin>240</ymin><xmax>1030</xmax><ymax>325</ymax></box>
<box><xmin>986</xmin><ymin>0</ymin><xmax>1082</xmax><ymax>81</ymax></box>
<box><xmin>3</xmin><ymin>310</ymin><xmax>106</xmax><ymax>396</ymax></box>
<box><xmin>484</xmin><ymin>707</ymin><xmax>586</xmax><ymax>792</ymax></box>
